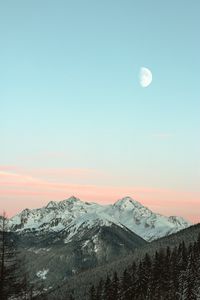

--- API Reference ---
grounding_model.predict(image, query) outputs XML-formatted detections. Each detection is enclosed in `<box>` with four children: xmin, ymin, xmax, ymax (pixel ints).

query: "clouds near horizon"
<box><xmin>0</xmin><ymin>165</ymin><xmax>199</xmax><ymax>223</ymax></box>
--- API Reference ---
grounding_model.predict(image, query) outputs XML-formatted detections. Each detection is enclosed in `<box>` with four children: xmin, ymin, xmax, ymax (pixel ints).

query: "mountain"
<box><xmin>5</xmin><ymin>196</ymin><xmax>191</xmax><ymax>295</ymax></box>
<box><xmin>82</xmin><ymin>226</ymin><xmax>200</xmax><ymax>300</ymax></box>
<box><xmin>14</xmin><ymin>221</ymin><xmax>146</xmax><ymax>289</ymax></box>
<box><xmin>9</xmin><ymin>196</ymin><xmax>191</xmax><ymax>241</ymax></box>
<box><xmin>7</xmin><ymin>196</ymin><xmax>148</xmax><ymax>289</ymax></box>
<box><xmin>108</xmin><ymin>196</ymin><xmax>190</xmax><ymax>241</ymax></box>
<box><xmin>50</xmin><ymin>223</ymin><xmax>200</xmax><ymax>300</ymax></box>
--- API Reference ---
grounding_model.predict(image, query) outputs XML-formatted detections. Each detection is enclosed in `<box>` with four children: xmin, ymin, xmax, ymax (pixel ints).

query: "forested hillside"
<box><xmin>47</xmin><ymin>224</ymin><xmax>200</xmax><ymax>299</ymax></box>
<box><xmin>89</xmin><ymin>234</ymin><xmax>200</xmax><ymax>299</ymax></box>
<box><xmin>1</xmin><ymin>212</ymin><xmax>200</xmax><ymax>299</ymax></box>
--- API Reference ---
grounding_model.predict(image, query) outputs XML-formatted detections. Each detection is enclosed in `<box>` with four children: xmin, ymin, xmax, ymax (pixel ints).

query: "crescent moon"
<box><xmin>139</xmin><ymin>67</ymin><xmax>153</xmax><ymax>88</ymax></box>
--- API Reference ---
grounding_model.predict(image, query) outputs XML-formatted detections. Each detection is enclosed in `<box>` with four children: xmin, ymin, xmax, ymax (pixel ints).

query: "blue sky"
<box><xmin>0</xmin><ymin>1</ymin><xmax>200</xmax><ymax>220</ymax></box>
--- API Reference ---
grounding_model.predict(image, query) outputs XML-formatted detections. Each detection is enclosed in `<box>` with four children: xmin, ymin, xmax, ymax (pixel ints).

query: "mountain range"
<box><xmin>9</xmin><ymin>196</ymin><xmax>190</xmax><ymax>241</ymax></box>
<box><xmin>4</xmin><ymin>196</ymin><xmax>191</xmax><ymax>293</ymax></box>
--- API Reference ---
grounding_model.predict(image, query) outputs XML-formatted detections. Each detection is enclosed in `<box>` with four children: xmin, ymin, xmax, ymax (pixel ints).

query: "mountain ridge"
<box><xmin>8</xmin><ymin>195</ymin><xmax>191</xmax><ymax>241</ymax></box>
<box><xmin>2</xmin><ymin>196</ymin><xmax>193</xmax><ymax>295</ymax></box>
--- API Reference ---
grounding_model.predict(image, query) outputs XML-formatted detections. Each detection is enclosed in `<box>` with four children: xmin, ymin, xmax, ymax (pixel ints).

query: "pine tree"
<box><xmin>130</xmin><ymin>261</ymin><xmax>137</xmax><ymax>298</ymax></box>
<box><xmin>120</xmin><ymin>269</ymin><xmax>133</xmax><ymax>300</ymax></box>
<box><xmin>151</xmin><ymin>251</ymin><xmax>161</xmax><ymax>299</ymax></box>
<box><xmin>169</xmin><ymin>246</ymin><xmax>179</xmax><ymax>299</ymax></box>
<box><xmin>182</xmin><ymin>253</ymin><xmax>197</xmax><ymax>300</ymax></box>
<box><xmin>0</xmin><ymin>213</ymin><xmax>23</xmax><ymax>299</ymax></box>
<box><xmin>197</xmin><ymin>233</ymin><xmax>200</xmax><ymax>251</ymax></box>
<box><xmin>89</xmin><ymin>284</ymin><xmax>96</xmax><ymax>300</ymax></box>
<box><xmin>110</xmin><ymin>271</ymin><xmax>119</xmax><ymax>300</ymax></box>
<box><xmin>103</xmin><ymin>275</ymin><xmax>112</xmax><ymax>300</ymax></box>
<box><xmin>96</xmin><ymin>278</ymin><xmax>104</xmax><ymax>300</ymax></box>
<box><xmin>0</xmin><ymin>212</ymin><xmax>31</xmax><ymax>300</ymax></box>
<box><xmin>195</xmin><ymin>234</ymin><xmax>200</xmax><ymax>299</ymax></box>
<box><xmin>143</xmin><ymin>253</ymin><xmax>152</xmax><ymax>299</ymax></box>
<box><xmin>135</xmin><ymin>261</ymin><xmax>147</xmax><ymax>299</ymax></box>
<box><xmin>178</xmin><ymin>242</ymin><xmax>188</xmax><ymax>299</ymax></box>
<box><xmin>156</xmin><ymin>247</ymin><xmax>171</xmax><ymax>300</ymax></box>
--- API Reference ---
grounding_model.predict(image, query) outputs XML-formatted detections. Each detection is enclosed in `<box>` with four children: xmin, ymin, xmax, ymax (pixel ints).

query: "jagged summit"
<box><xmin>63</xmin><ymin>195</ymin><xmax>81</xmax><ymax>203</ymax></box>
<box><xmin>114</xmin><ymin>196</ymin><xmax>144</xmax><ymax>209</ymax></box>
<box><xmin>8</xmin><ymin>196</ymin><xmax>191</xmax><ymax>241</ymax></box>
<box><xmin>46</xmin><ymin>201</ymin><xmax>58</xmax><ymax>209</ymax></box>
<box><xmin>46</xmin><ymin>196</ymin><xmax>82</xmax><ymax>209</ymax></box>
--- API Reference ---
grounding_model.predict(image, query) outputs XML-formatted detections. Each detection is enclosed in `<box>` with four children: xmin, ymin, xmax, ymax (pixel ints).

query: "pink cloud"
<box><xmin>0</xmin><ymin>166</ymin><xmax>106</xmax><ymax>183</ymax></box>
<box><xmin>0</xmin><ymin>166</ymin><xmax>199</xmax><ymax>223</ymax></box>
<box><xmin>0</xmin><ymin>165</ymin><xmax>20</xmax><ymax>172</ymax></box>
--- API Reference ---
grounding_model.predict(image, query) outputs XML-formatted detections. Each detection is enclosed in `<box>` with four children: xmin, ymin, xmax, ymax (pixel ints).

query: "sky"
<box><xmin>0</xmin><ymin>1</ymin><xmax>200</xmax><ymax>222</ymax></box>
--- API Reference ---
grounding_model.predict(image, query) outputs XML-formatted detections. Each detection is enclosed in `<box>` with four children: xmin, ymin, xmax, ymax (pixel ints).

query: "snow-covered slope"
<box><xmin>105</xmin><ymin>197</ymin><xmax>190</xmax><ymax>241</ymax></box>
<box><xmin>9</xmin><ymin>196</ymin><xmax>191</xmax><ymax>241</ymax></box>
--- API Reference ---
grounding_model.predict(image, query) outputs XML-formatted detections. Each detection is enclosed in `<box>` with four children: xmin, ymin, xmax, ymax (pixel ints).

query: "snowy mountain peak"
<box><xmin>114</xmin><ymin>196</ymin><xmax>145</xmax><ymax>210</ymax></box>
<box><xmin>46</xmin><ymin>196</ymin><xmax>81</xmax><ymax>209</ymax></box>
<box><xmin>66</xmin><ymin>195</ymin><xmax>81</xmax><ymax>202</ymax></box>
<box><xmin>46</xmin><ymin>201</ymin><xmax>58</xmax><ymax>209</ymax></box>
<box><xmin>8</xmin><ymin>196</ymin><xmax>191</xmax><ymax>241</ymax></box>
<box><xmin>60</xmin><ymin>196</ymin><xmax>82</xmax><ymax>205</ymax></box>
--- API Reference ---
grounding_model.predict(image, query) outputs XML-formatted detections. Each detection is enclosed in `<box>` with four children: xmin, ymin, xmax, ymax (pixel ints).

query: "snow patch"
<box><xmin>36</xmin><ymin>269</ymin><xmax>49</xmax><ymax>280</ymax></box>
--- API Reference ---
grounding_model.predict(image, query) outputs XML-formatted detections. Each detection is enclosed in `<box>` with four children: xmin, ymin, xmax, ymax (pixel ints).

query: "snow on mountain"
<box><xmin>105</xmin><ymin>196</ymin><xmax>190</xmax><ymax>241</ymax></box>
<box><xmin>8</xmin><ymin>196</ymin><xmax>191</xmax><ymax>241</ymax></box>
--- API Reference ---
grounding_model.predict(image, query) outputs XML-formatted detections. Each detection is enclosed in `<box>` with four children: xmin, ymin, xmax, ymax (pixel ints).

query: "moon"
<box><xmin>139</xmin><ymin>67</ymin><xmax>152</xmax><ymax>88</ymax></box>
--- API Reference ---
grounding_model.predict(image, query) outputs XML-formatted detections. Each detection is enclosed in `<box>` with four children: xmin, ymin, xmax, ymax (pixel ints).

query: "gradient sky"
<box><xmin>0</xmin><ymin>1</ymin><xmax>200</xmax><ymax>222</ymax></box>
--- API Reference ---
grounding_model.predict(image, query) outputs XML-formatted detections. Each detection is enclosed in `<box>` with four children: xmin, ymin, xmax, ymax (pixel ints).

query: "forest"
<box><xmin>1</xmin><ymin>211</ymin><xmax>200</xmax><ymax>300</ymax></box>
<box><xmin>88</xmin><ymin>234</ymin><xmax>200</xmax><ymax>300</ymax></box>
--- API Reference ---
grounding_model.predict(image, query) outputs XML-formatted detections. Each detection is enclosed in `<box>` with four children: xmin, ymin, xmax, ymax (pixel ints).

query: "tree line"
<box><xmin>89</xmin><ymin>233</ymin><xmax>200</xmax><ymax>300</ymax></box>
